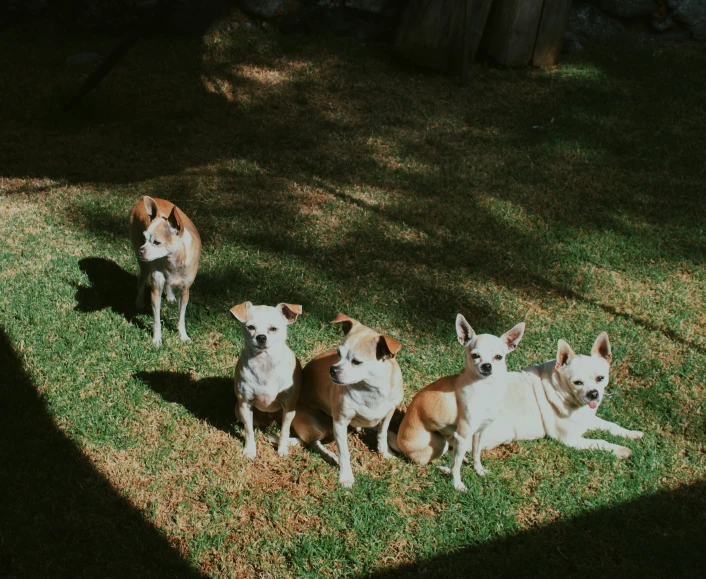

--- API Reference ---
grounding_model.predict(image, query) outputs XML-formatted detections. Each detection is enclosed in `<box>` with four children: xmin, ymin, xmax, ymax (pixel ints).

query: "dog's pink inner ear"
<box><xmin>143</xmin><ymin>196</ymin><xmax>159</xmax><ymax>220</ymax></box>
<box><xmin>556</xmin><ymin>339</ymin><xmax>575</xmax><ymax>368</ymax></box>
<box><xmin>167</xmin><ymin>206</ymin><xmax>183</xmax><ymax>233</ymax></box>
<box><xmin>279</xmin><ymin>303</ymin><xmax>302</xmax><ymax>324</ymax></box>
<box><xmin>591</xmin><ymin>332</ymin><xmax>612</xmax><ymax>363</ymax></box>
<box><xmin>455</xmin><ymin>314</ymin><xmax>474</xmax><ymax>346</ymax></box>
<box><xmin>377</xmin><ymin>335</ymin><xmax>402</xmax><ymax>360</ymax></box>
<box><xmin>503</xmin><ymin>322</ymin><xmax>525</xmax><ymax>352</ymax></box>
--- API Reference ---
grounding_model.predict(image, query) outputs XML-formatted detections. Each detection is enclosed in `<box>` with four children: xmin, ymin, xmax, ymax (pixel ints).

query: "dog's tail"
<box><xmin>387</xmin><ymin>429</ymin><xmax>401</xmax><ymax>454</ymax></box>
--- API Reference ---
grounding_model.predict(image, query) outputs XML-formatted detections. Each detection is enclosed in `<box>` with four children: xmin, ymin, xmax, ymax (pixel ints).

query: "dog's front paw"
<box><xmin>436</xmin><ymin>465</ymin><xmax>452</xmax><ymax>475</ymax></box>
<box><xmin>474</xmin><ymin>463</ymin><xmax>487</xmax><ymax>477</ymax></box>
<box><xmin>613</xmin><ymin>445</ymin><xmax>632</xmax><ymax>459</ymax></box>
<box><xmin>152</xmin><ymin>336</ymin><xmax>162</xmax><ymax>347</ymax></box>
<box><xmin>454</xmin><ymin>481</ymin><xmax>468</xmax><ymax>492</ymax></box>
<box><xmin>179</xmin><ymin>333</ymin><xmax>192</xmax><ymax>343</ymax></box>
<box><xmin>242</xmin><ymin>445</ymin><xmax>257</xmax><ymax>459</ymax></box>
<box><xmin>380</xmin><ymin>450</ymin><xmax>396</xmax><ymax>460</ymax></box>
<box><xmin>628</xmin><ymin>430</ymin><xmax>644</xmax><ymax>440</ymax></box>
<box><xmin>339</xmin><ymin>475</ymin><xmax>354</xmax><ymax>489</ymax></box>
<box><xmin>277</xmin><ymin>445</ymin><xmax>289</xmax><ymax>457</ymax></box>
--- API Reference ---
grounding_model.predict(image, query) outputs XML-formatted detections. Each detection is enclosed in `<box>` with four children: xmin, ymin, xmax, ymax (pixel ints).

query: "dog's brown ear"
<box><xmin>455</xmin><ymin>314</ymin><xmax>475</xmax><ymax>347</ymax></box>
<box><xmin>377</xmin><ymin>334</ymin><xmax>402</xmax><ymax>360</ymax></box>
<box><xmin>143</xmin><ymin>196</ymin><xmax>159</xmax><ymax>220</ymax></box>
<box><xmin>278</xmin><ymin>303</ymin><xmax>302</xmax><ymax>324</ymax></box>
<box><xmin>591</xmin><ymin>332</ymin><xmax>612</xmax><ymax>363</ymax></box>
<box><xmin>167</xmin><ymin>205</ymin><xmax>183</xmax><ymax>233</ymax></box>
<box><xmin>331</xmin><ymin>313</ymin><xmax>359</xmax><ymax>335</ymax></box>
<box><xmin>556</xmin><ymin>339</ymin><xmax>576</xmax><ymax>369</ymax></box>
<box><xmin>501</xmin><ymin>322</ymin><xmax>525</xmax><ymax>352</ymax></box>
<box><xmin>230</xmin><ymin>301</ymin><xmax>252</xmax><ymax>322</ymax></box>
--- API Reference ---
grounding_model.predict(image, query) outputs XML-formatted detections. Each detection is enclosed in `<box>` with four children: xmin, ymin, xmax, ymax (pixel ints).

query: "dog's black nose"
<box><xmin>256</xmin><ymin>334</ymin><xmax>267</xmax><ymax>345</ymax></box>
<box><xmin>587</xmin><ymin>389</ymin><xmax>599</xmax><ymax>401</ymax></box>
<box><xmin>480</xmin><ymin>363</ymin><xmax>492</xmax><ymax>374</ymax></box>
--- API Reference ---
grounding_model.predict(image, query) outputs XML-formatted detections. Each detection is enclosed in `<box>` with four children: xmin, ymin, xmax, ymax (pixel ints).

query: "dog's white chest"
<box><xmin>236</xmin><ymin>353</ymin><xmax>295</xmax><ymax>411</ymax></box>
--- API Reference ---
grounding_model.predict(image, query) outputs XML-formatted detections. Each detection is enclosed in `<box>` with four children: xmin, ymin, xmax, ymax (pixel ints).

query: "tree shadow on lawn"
<box><xmin>4</xmin><ymin>27</ymin><xmax>706</xmax><ymax>338</ymax></box>
<box><xmin>0</xmin><ymin>327</ymin><xmax>206</xmax><ymax>579</ymax></box>
<box><xmin>364</xmin><ymin>479</ymin><xmax>706</xmax><ymax>579</ymax></box>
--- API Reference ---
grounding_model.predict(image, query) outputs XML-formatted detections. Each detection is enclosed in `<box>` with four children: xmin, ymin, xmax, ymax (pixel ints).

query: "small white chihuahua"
<box><xmin>231</xmin><ymin>301</ymin><xmax>302</xmax><ymax>458</ymax></box>
<box><xmin>476</xmin><ymin>332</ymin><xmax>643</xmax><ymax>458</ymax></box>
<box><xmin>389</xmin><ymin>315</ymin><xmax>524</xmax><ymax>491</ymax></box>
<box><xmin>129</xmin><ymin>196</ymin><xmax>202</xmax><ymax>346</ymax></box>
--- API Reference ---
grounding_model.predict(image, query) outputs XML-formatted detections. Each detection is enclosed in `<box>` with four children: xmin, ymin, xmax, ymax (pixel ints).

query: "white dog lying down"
<box><xmin>470</xmin><ymin>332</ymin><xmax>643</xmax><ymax>459</ymax></box>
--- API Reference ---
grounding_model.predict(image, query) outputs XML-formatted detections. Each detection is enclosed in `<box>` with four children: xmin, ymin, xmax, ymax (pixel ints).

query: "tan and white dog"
<box><xmin>231</xmin><ymin>301</ymin><xmax>302</xmax><ymax>458</ymax></box>
<box><xmin>291</xmin><ymin>314</ymin><xmax>403</xmax><ymax>488</ymax></box>
<box><xmin>389</xmin><ymin>315</ymin><xmax>524</xmax><ymax>491</ymax></box>
<box><xmin>474</xmin><ymin>332</ymin><xmax>643</xmax><ymax>459</ymax></box>
<box><xmin>129</xmin><ymin>196</ymin><xmax>202</xmax><ymax>346</ymax></box>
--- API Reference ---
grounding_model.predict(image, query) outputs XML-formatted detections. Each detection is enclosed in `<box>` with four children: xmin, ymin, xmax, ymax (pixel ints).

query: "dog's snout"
<box><xmin>256</xmin><ymin>334</ymin><xmax>267</xmax><ymax>345</ymax></box>
<box><xmin>329</xmin><ymin>366</ymin><xmax>338</xmax><ymax>378</ymax></box>
<box><xmin>480</xmin><ymin>363</ymin><xmax>492</xmax><ymax>374</ymax></box>
<box><xmin>587</xmin><ymin>389</ymin><xmax>599</xmax><ymax>401</ymax></box>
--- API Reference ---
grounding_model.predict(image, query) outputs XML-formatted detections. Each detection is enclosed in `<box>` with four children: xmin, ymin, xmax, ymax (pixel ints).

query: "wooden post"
<box><xmin>461</xmin><ymin>0</ymin><xmax>473</xmax><ymax>85</ymax></box>
<box><xmin>532</xmin><ymin>0</ymin><xmax>572</xmax><ymax>68</ymax></box>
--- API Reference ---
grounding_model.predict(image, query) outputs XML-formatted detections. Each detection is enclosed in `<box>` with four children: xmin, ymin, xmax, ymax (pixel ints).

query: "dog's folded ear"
<box><xmin>556</xmin><ymin>339</ymin><xmax>576</xmax><ymax>369</ymax></box>
<box><xmin>377</xmin><ymin>334</ymin><xmax>402</xmax><ymax>360</ymax></box>
<box><xmin>501</xmin><ymin>322</ymin><xmax>525</xmax><ymax>352</ymax></box>
<box><xmin>278</xmin><ymin>303</ymin><xmax>302</xmax><ymax>324</ymax></box>
<box><xmin>143</xmin><ymin>196</ymin><xmax>159</xmax><ymax>220</ymax></box>
<box><xmin>331</xmin><ymin>313</ymin><xmax>359</xmax><ymax>335</ymax></box>
<box><xmin>591</xmin><ymin>332</ymin><xmax>612</xmax><ymax>363</ymax></box>
<box><xmin>455</xmin><ymin>314</ymin><xmax>476</xmax><ymax>347</ymax></box>
<box><xmin>230</xmin><ymin>301</ymin><xmax>252</xmax><ymax>322</ymax></box>
<box><xmin>167</xmin><ymin>205</ymin><xmax>184</xmax><ymax>233</ymax></box>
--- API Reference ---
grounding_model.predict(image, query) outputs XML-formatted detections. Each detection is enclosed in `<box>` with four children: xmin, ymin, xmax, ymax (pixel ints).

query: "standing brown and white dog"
<box><xmin>292</xmin><ymin>314</ymin><xmax>403</xmax><ymax>488</ymax></box>
<box><xmin>129</xmin><ymin>196</ymin><xmax>202</xmax><ymax>346</ymax></box>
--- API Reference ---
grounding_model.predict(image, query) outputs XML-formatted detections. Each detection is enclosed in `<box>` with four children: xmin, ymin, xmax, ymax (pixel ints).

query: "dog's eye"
<box><xmin>573</xmin><ymin>380</ymin><xmax>583</xmax><ymax>386</ymax></box>
<box><xmin>153</xmin><ymin>240</ymin><xmax>161</xmax><ymax>246</ymax></box>
<box><xmin>269</xmin><ymin>327</ymin><xmax>278</xmax><ymax>333</ymax></box>
<box><xmin>246</xmin><ymin>325</ymin><xmax>255</xmax><ymax>331</ymax></box>
<box><xmin>596</xmin><ymin>376</ymin><xmax>604</xmax><ymax>382</ymax></box>
<box><xmin>494</xmin><ymin>355</ymin><xmax>502</xmax><ymax>361</ymax></box>
<box><xmin>351</xmin><ymin>359</ymin><xmax>362</xmax><ymax>366</ymax></box>
<box><xmin>471</xmin><ymin>353</ymin><xmax>480</xmax><ymax>360</ymax></box>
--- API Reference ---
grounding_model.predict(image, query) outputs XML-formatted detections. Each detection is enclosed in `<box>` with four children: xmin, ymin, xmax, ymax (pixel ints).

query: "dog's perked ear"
<box><xmin>167</xmin><ymin>205</ymin><xmax>184</xmax><ymax>234</ymax></box>
<box><xmin>230</xmin><ymin>301</ymin><xmax>252</xmax><ymax>322</ymax></box>
<box><xmin>278</xmin><ymin>303</ymin><xmax>302</xmax><ymax>324</ymax></box>
<box><xmin>455</xmin><ymin>314</ymin><xmax>475</xmax><ymax>347</ymax></box>
<box><xmin>143</xmin><ymin>196</ymin><xmax>159</xmax><ymax>220</ymax></box>
<box><xmin>331</xmin><ymin>313</ymin><xmax>359</xmax><ymax>335</ymax></box>
<box><xmin>591</xmin><ymin>332</ymin><xmax>612</xmax><ymax>363</ymax></box>
<box><xmin>377</xmin><ymin>334</ymin><xmax>402</xmax><ymax>360</ymax></box>
<box><xmin>556</xmin><ymin>339</ymin><xmax>576</xmax><ymax>369</ymax></box>
<box><xmin>501</xmin><ymin>322</ymin><xmax>525</xmax><ymax>352</ymax></box>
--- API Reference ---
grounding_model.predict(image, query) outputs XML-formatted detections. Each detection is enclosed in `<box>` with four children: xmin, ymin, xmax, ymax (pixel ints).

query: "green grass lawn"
<box><xmin>1</xmin><ymin>22</ymin><xmax>705</xmax><ymax>578</ymax></box>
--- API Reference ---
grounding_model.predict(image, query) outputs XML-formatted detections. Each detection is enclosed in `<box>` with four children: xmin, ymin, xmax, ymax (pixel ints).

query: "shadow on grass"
<box><xmin>365</xmin><ymin>480</ymin><xmax>706</xmax><ymax>578</ymax></box>
<box><xmin>135</xmin><ymin>370</ymin><xmax>236</xmax><ymax>435</ymax></box>
<box><xmin>0</xmin><ymin>327</ymin><xmax>206</xmax><ymax>579</ymax></box>
<box><xmin>75</xmin><ymin>257</ymin><xmax>143</xmax><ymax>324</ymax></box>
